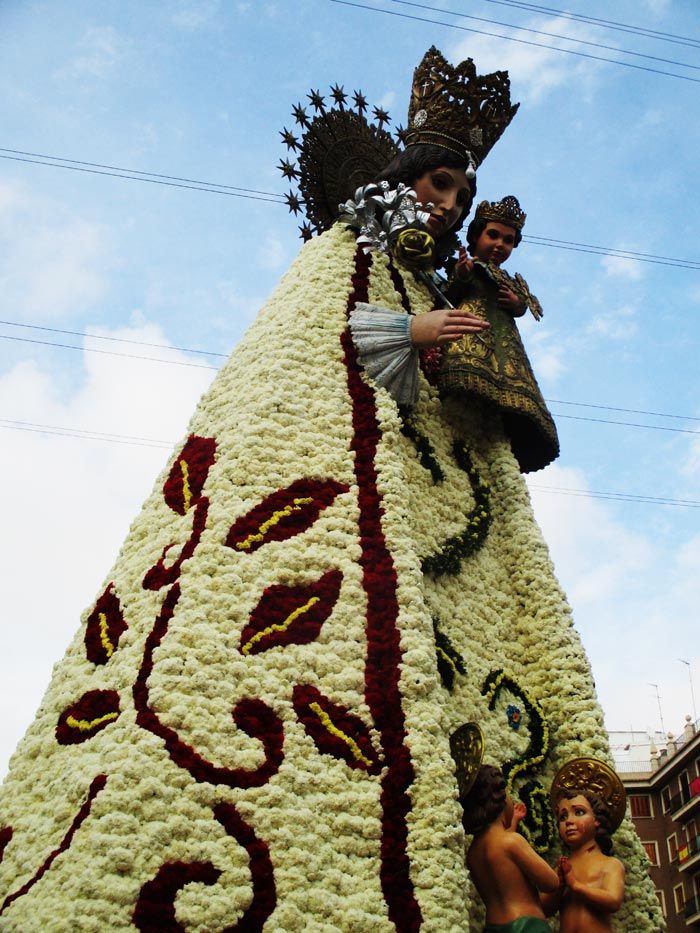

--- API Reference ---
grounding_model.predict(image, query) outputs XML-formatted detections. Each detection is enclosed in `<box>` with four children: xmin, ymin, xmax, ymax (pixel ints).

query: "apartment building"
<box><xmin>614</xmin><ymin>718</ymin><xmax>700</xmax><ymax>931</ymax></box>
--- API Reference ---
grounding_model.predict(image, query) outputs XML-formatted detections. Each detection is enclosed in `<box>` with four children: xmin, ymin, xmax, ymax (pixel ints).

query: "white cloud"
<box><xmin>0</xmin><ymin>180</ymin><xmax>113</xmax><ymax>320</ymax></box>
<box><xmin>601</xmin><ymin>254</ymin><xmax>643</xmax><ymax>281</ymax></box>
<box><xmin>256</xmin><ymin>232</ymin><xmax>292</xmax><ymax>271</ymax></box>
<box><xmin>519</xmin><ymin>316</ymin><xmax>566</xmax><ymax>383</ymax></box>
<box><xmin>447</xmin><ymin>15</ymin><xmax>604</xmax><ymax>101</ymax></box>
<box><xmin>0</xmin><ymin>324</ymin><xmax>215</xmax><ymax>777</ymax></box>
<box><xmin>586</xmin><ymin>302</ymin><xmax>638</xmax><ymax>339</ymax></box>
<box><xmin>172</xmin><ymin>0</ymin><xmax>221</xmax><ymax>29</ymax></box>
<box><xmin>60</xmin><ymin>26</ymin><xmax>126</xmax><ymax>78</ymax></box>
<box><xmin>527</xmin><ymin>464</ymin><xmax>700</xmax><ymax>735</ymax></box>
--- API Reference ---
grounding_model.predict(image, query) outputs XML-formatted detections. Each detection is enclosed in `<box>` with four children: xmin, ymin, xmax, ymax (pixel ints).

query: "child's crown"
<box><xmin>475</xmin><ymin>195</ymin><xmax>526</xmax><ymax>231</ymax></box>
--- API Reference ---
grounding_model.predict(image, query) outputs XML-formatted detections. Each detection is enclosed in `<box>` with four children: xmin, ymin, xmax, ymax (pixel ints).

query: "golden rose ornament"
<box><xmin>393</xmin><ymin>227</ymin><xmax>435</xmax><ymax>270</ymax></box>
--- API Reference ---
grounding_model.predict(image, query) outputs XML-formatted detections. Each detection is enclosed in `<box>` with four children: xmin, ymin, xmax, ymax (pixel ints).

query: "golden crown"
<box><xmin>404</xmin><ymin>47</ymin><xmax>519</xmax><ymax>176</ymax></box>
<box><xmin>475</xmin><ymin>195</ymin><xmax>526</xmax><ymax>231</ymax></box>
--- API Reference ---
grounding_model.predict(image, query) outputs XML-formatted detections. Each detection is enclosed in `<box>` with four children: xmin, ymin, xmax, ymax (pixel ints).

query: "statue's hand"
<box><xmin>410</xmin><ymin>308</ymin><xmax>490</xmax><ymax>348</ymax></box>
<box><xmin>454</xmin><ymin>246</ymin><xmax>474</xmax><ymax>281</ymax></box>
<box><xmin>498</xmin><ymin>285</ymin><xmax>525</xmax><ymax>314</ymax></box>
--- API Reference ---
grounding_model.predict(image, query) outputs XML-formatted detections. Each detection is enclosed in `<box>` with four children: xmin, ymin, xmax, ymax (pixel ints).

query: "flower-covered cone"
<box><xmin>0</xmin><ymin>225</ymin><xmax>661</xmax><ymax>931</ymax></box>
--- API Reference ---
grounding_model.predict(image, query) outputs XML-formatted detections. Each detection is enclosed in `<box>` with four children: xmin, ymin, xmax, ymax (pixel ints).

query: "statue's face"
<box><xmin>557</xmin><ymin>794</ymin><xmax>599</xmax><ymax>848</ymax></box>
<box><xmin>412</xmin><ymin>166</ymin><xmax>471</xmax><ymax>237</ymax></box>
<box><xmin>473</xmin><ymin>222</ymin><xmax>516</xmax><ymax>266</ymax></box>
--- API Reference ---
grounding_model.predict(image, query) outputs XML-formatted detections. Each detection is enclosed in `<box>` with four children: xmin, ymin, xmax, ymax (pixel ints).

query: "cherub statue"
<box><xmin>544</xmin><ymin>758</ymin><xmax>626</xmax><ymax>932</ymax></box>
<box><xmin>451</xmin><ymin>724</ymin><xmax>559</xmax><ymax>932</ymax></box>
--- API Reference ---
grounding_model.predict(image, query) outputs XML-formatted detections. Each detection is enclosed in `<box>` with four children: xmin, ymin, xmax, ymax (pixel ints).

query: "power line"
<box><xmin>553</xmin><ymin>413</ymin><xmax>700</xmax><ymax>436</ymax></box>
<box><xmin>5</xmin><ymin>148</ymin><xmax>699</xmax><ymax>272</ymax></box>
<box><xmin>2</xmin><ymin>321</ymin><xmax>699</xmax><ymax>428</ymax></box>
<box><xmin>523</xmin><ymin>236</ymin><xmax>700</xmax><ymax>271</ymax></box>
<box><xmin>384</xmin><ymin>0</ymin><xmax>700</xmax><ymax>73</ymax></box>
<box><xmin>328</xmin><ymin>0</ymin><xmax>700</xmax><ymax>85</ymax></box>
<box><xmin>0</xmin><ymin>319</ymin><xmax>228</xmax><ymax>358</ymax></box>
<box><xmin>0</xmin><ymin>152</ymin><xmax>285</xmax><ymax>203</ymax></box>
<box><xmin>0</xmin><ymin>421</ymin><xmax>172</xmax><ymax>449</ymax></box>
<box><xmin>545</xmin><ymin>399</ymin><xmax>700</xmax><ymax>423</ymax></box>
<box><xmin>475</xmin><ymin>0</ymin><xmax>700</xmax><ymax>50</ymax></box>
<box><xmin>4</xmin><ymin>416</ymin><xmax>698</xmax><ymax>509</ymax></box>
<box><xmin>0</xmin><ymin>333</ymin><xmax>219</xmax><ymax>370</ymax></box>
<box><xmin>528</xmin><ymin>484</ymin><xmax>700</xmax><ymax>508</ymax></box>
<box><xmin>0</xmin><ymin>148</ymin><xmax>283</xmax><ymax>199</ymax></box>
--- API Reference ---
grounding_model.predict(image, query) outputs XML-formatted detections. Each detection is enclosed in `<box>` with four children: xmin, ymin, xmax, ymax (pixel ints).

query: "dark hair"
<box><xmin>460</xmin><ymin>764</ymin><xmax>507</xmax><ymax>835</ymax></box>
<box><xmin>378</xmin><ymin>144</ymin><xmax>477</xmax><ymax>244</ymax></box>
<box><xmin>465</xmin><ymin>215</ymin><xmax>522</xmax><ymax>254</ymax></box>
<box><xmin>555</xmin><ymin>790</ymin><xmax>614</xmax><ymax>855</ymax></box>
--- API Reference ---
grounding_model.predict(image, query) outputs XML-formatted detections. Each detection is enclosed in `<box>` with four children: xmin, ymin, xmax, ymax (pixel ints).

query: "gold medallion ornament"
<box><xmin>550</xmin><ymin>757</ymin><xmax>627</xmax><ymax>832</ymax></box>
<box><xmin>449</xmin><ymin>722</ymin><xmax>485</xmax><ymax>799</ymax></box>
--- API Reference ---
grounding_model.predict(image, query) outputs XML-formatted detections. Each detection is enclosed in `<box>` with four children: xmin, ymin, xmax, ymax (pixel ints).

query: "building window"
<box><xmin>662</xmin><ymin>785</ymin><xmax>672</xmax><ymax>813</ymax></box>
<box><xmin>629</xmin><ymin>794</ymin><xmax>652</xmax><ymax>818</ymax></box>
<box><xmin>668</xmin><ymin>833</ymin><xmax>679</xmax><ymax>862</ymax></box>
<box><xmin>674</xmin><ymin>883</ymin><xmax>685</xmax><ymax>914</ymax></box>
<box><xmin>642</xmin><ymin>841</ymin><xmax>659</xmax><ymax>865</ymax></box>
<box><xmin>655</xmin><ymin>889</ymin><xmax>666</xmax><ymax>918</ymax></box>
<box><xmin>687</xmin><ymin>820</ymin><xmax>698</xmax><ymax>847</ymax></box>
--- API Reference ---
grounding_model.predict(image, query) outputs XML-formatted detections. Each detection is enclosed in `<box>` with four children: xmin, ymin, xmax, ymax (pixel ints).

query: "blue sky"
<box><xmin>1</xmin><ymin>0</ymin><xmax>699</xmax><ymax>776</ymax></box>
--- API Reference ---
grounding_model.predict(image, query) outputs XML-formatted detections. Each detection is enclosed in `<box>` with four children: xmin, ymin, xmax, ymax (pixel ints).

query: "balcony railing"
<box><xmin>677</xmin><ymin>834</ymin><xmax>700</xmax><ymax>868</ymax></box>
<box><xmin>684</xmin><ymin>893</ymin><xmax>700</xmax><ymax>920</ymax></box>
<box><xmin>670</xmin><ymin>780</ymin><xmax>700</xmax><ymax>816</ymax></box>
<box><xmin>614</xmin><ymin>759</ymin><xmax>653</xmax><ymax>773</ymax></box>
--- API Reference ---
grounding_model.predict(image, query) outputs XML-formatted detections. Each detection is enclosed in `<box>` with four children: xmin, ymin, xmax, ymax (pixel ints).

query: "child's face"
<box><xmin>557</xmin><ymin>794</ymin><xmax>599</xmax><ymax>848</ymax></box>
<box><xmin>473</xmin><ymin>222</ymin><xmax>516</xmax><ymax>266</ymax></box>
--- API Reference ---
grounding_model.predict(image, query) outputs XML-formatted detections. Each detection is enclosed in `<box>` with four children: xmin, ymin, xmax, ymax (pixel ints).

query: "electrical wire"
<box><xmin>0</xmin><ymin>421</ymin><xmax>172</xmax><ymax>449</ymax></box>
<box><xmin>475</xmin><ymin>0</ymin><xmax>700</xmax><ymax>50</ymax></box>
<box><xmin>384</xmin><ymin>0</ymin><xmax>700</xmax><ymax>73</ymax></box>
<box><xmin>328</xmin><ymin>0</ymin><xmax>700</xmax><ymax>85</ymax></box>
<box><xmin>4</xmin><ymin>147</ymin><xmax>699</xmax><ymax>271</ymax></box>
<box><xmin>527</xmin><ymin>484</ymin><xmax>700</xmax><ymax>508</ymax></box>
<box><xmin>4</xmin><ymin>415</ymin><xmax>697</xmax><ymax>508</ymax></box>
<box><xmin>0</xmin><ymin>320</ymin><xmax>228</xmax><ymax>358</ymax></box>
<box><xmin>553</xmin><ymin>413</ymin><xmax>700</xmax><ymax>436</ymax></box>
<box><xmin>2</xmin><ymin>321</ymin><xmax>699</xmax><ymax>428</ymax></box>
<box><xmin>0</xmin><ymin>152</ymin><xmax>285</xmax><ymax>203</ymax></box>
<box><xmin>545</xmin><ymin>399</ymin><xmax>700</xmax><ymax>423</ymax></box>
<box><xmin>0</xmin><ymin>148</ymin><xmax>283</xmax><ymax>199</ymax></box>
<box><xmin>0</xmin><ymin>333</ymin><xmax>219</xmax><ymax>370</ymax></box>
<box><xmin>522</xmin><ymin>236</ymin><xmax>700</xmax><ymax>271</ymax></box>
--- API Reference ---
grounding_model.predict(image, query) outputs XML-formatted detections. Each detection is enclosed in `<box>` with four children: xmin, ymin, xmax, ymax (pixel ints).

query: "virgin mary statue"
<box><xmin>0</xmin><ymin>48</ymin><xmax>660</xmax><ymax>931</ymax></box>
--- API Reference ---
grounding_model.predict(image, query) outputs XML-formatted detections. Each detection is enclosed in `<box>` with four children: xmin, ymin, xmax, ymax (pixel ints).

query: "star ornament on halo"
<box><xmin>280</xmin><ymin>128</ymin><xmax>299</xmax><ymax>151</ymax></box>
<box><xmin>372</xmin><ymin>106</ymin><xmax>390</xmax><ymax>126</ymax></box>
<box><xmin>292</xmin><ymin>103</ymin><xmax>310</xmax><ymax>128</ymax></box>
<box><xmin>278</xmin><ymin>159</ymin><xmax>300</xmax><ymax>181</ymax></box>
<box><xmin>307</xmin><ymin>89</ymin><xmax>325</xmax><ymax>112</ymax></box>
<box><xmin>285</xmin><ymin>192</ymin><xmax>303</xmax><ymax>215</ymax></box>
<box><xmin>330</xmin><ymin>83</ymin><xmax>348</xmax><ymax>107</ymax></box>
<box><xmin>352</xmin><ymin>90</ymin><xmax>368</xmax><ymax>113</ymax></box>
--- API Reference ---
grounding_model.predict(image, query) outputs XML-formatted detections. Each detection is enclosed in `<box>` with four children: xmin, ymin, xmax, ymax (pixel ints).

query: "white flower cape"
<box><xmin>0</xmin><ymin>223</ymin><xmax>660</xmax><ymax>931</ymax></box>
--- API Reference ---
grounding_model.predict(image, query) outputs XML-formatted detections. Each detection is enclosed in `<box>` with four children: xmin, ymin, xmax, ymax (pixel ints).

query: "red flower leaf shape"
<box><xmin>225</xmin><ymin>479</ymin><xmax>349</xmax><ymax>555</ymax></box>
<box><xmin>56</xmin><ymin>689</ymin><xmax>121</xmax><ymax>745</ymax></box>
<box><xmin>142</xmin><ymin>498</ymin><xmax>209</xmax><ymax>591</ymax></box>
<box><xmin>133</xmin><ymin>804</ymin><xmax>276</xmax><ymax>932</ymax></box>
<box><xmin>84</xmin><ymin>583</ymin><xmax>127</xmax><ymax>665</ymax></box>
<box><xmin>164</xmin><ymin>435</ymin><xmax>217</xmax><ymax>516</ymax></box>
<box><xmin>0</xmin><ymin>827</ymin><xmax>12</xmax><ymax>865</ymax></box>
<box><xmin>293</xmin><ymin>685</ymin><xmax>382</xmax><ymax>775</ymax></box>
<box><xmin>133</xmin><ymin>862</ymin><xmax>221</xmax><ymax>932</ymax></box>
<box><xmin>240</xmin><ymin>569</ymin><xmax>342</xmax><ymax>657</ymax></box>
